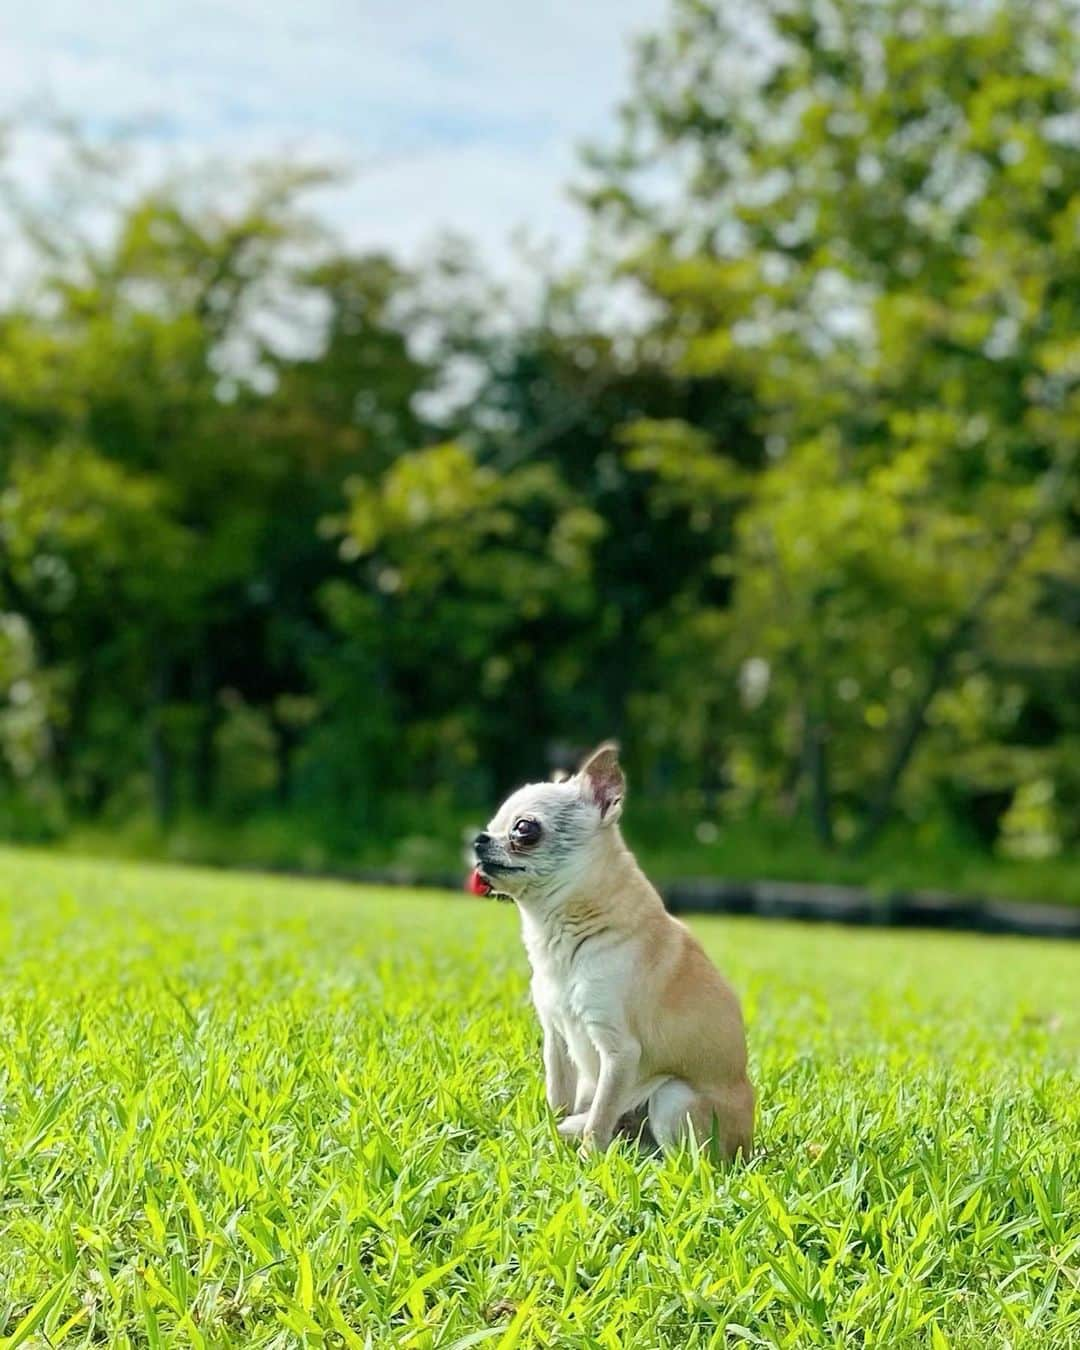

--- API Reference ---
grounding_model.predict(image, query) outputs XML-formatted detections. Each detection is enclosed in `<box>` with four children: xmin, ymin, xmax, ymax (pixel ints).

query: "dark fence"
<box><xmin>661</xmin><ymin>878</ymin><xmax>1080</xmax><ymax>939</ymax></box>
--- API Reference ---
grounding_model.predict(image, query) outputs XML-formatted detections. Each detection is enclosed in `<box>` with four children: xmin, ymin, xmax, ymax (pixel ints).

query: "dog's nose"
<box><xmin>473</xmin><ymin>832</ymin><xmax>491</xmax><ymax>852</ymax></box>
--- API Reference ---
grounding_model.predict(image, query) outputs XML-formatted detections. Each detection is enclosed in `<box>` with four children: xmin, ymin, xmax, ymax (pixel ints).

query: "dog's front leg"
<box><xmin>582</xmin><ymin>1033</ymin><xmax>640</xmax><ymax>1149</ymax></box>
<box><xmin>572</xmin><ymin>1074</ymin><xmax>595</xmax><ymax>1115</ymax></box>
<box><xmin>556</xmin><ymin>1073</ymin><xmax>596</xmax><ymax>1138</ymax></box>
<box><xmin>542</xmin><ymin>1022</ymin><xmax>576</xmax><ymax>1117</ymax></box>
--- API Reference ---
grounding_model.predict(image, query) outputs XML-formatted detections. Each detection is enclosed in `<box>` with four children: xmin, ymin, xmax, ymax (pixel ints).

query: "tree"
<box><xmin>582</xmin><ymin>0</ymin><xmax>1080</xmax><ymax>849</ymax></box>
<box><xmin>414</xmin><ymin>255</ymin><xmax>763</xmax><ymax>795</ymax></box>
<box><xmin>0</xmin><ymin>139</ymin><xmax>434</xmax><ymax>826</ymax></box>
<box><xmin>329</xmin><ymin>440</ymin><xmax>605</xmax><ymax>810</ymax></box>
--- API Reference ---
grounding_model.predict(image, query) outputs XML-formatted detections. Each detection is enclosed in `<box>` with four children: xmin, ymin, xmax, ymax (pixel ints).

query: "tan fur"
<box><xmin>474</xmin><ymin>744</ymin><xmax>754</xmax><ymax>1158</ymax></box>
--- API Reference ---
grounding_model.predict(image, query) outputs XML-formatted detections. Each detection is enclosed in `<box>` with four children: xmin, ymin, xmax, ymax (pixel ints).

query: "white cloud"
<box><xmin>0</xmin><ymin>0</ymin><xmax>666</xmax><ymax>274</ymax></box>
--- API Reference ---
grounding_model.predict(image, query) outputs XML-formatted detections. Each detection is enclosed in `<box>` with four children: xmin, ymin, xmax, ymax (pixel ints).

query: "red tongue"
<box><xmin>466</xmin><ymin>868</ymin><xmax>493</xmax><ymax>896</ymax></box>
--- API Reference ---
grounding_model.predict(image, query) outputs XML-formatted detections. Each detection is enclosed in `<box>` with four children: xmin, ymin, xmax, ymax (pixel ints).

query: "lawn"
<box><xmin>0</xmin><ymin>849</ymin><xmax>1077</xmax><ymax>1348</ymax></box>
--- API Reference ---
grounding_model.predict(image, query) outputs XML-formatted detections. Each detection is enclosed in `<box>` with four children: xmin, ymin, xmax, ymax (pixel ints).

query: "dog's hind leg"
<box><xmin>648</xmin><ymin>1078</ymin><xmax>754</xmax><ymax>1160</ymax></box>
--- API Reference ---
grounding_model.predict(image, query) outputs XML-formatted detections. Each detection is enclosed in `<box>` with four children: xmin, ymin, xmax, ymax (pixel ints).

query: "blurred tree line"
<box><xmin>1</xmin><ymin>0</ymin><xmax>1078</xmax><ymax>868</ymax></box>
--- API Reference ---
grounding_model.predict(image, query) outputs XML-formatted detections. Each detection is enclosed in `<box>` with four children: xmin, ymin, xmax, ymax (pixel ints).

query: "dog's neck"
<box><xmin>512</xmin><ymin>826</ymin><xmax>659</xmax><ymax>930</ymax></box>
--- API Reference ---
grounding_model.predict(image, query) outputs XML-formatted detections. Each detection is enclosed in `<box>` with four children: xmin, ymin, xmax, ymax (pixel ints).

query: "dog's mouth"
<box><xmin>466</xmin><ymin>867</ymin><xmax>493</xmax><ymax>897</ymax></box>
<box><xmin>466</xmin><ymin>860</ymin><xmax>523</xmax><ymax>898</ymax></box>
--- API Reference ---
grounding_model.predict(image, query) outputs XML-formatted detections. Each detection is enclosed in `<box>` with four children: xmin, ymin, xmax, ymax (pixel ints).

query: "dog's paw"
<box><xmin>556</xmin><ymin>1112</ymin><xmax>590</xmax><ymax>1138</ymax></box>
<box><xmin>579</xmin><ymin>1129</ymin><xmax>608</xmax><ymax>1155</ymax></box>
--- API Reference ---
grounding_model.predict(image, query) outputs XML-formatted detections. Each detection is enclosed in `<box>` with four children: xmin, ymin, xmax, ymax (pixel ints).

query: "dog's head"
<box><xmin>471</xmin><ymin>743</ymin><xmax>625</xmax><ymax>902</ymax></box>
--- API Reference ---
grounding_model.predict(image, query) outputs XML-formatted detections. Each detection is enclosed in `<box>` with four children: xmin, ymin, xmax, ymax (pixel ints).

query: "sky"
<box><xmin>0</xmin><ymin>0</ymin><xmax>668</xmax><ymax>273</ymax></box>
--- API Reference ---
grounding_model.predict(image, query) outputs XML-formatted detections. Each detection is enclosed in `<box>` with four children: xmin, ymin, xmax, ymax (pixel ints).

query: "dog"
<box><xmin>469</xmin><ymin>743</ymin><xmax>753</xmax><ymax>1157</ymax></box>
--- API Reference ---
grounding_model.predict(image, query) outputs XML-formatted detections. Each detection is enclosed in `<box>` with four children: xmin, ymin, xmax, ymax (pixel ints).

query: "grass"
<box><xmin>0</xmin><ymin>848</ymin><xmax>1078</xmax><ymax>1348</ymax></box>
<box><xmin>61</xmin><ymin>803</ymin><xmax>1080</xmax><ymax>905</ymax></box>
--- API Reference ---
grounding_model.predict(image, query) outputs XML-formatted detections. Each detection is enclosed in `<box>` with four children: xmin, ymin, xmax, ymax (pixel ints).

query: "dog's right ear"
<box><xmin>578</xmin><ymin>742</ymin><xmax>624</xmax><ymax>823</ymax></box>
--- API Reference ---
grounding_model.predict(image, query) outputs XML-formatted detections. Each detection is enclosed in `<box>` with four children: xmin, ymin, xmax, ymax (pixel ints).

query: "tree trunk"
<box><xmin>852</xmin><ymin>640</ymin><xmax>959</xmax><ymax>855</ymax></box>
<box><xmin>777</xmin><ymin>708</ymin><xmax>806</xmax><ymax>818</ymax></box>
<box><xmin>274</xmin><ymin>718</ymin><xmax>296</xmax><ymax>806</ymax></box>
<box><xmin>192</xmin><ymin>656</ymin><xmax>217</xmax><ymax>810</ymax></box>
<box><xmin>148</xmin><ymin>660</ymin><xmax>174</xmax><ymax>828</ymax></box>
<box><xmin>803</xmin><ymin>706</ymin><xmax>834</xmax><ymax>848</ymax></box>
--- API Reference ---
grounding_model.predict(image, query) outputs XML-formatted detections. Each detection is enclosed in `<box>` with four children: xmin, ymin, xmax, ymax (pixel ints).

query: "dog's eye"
<box><xmin>511</xmin><ymin>817</ymin><xmax>541</xmax><ymax>845</ymax></box>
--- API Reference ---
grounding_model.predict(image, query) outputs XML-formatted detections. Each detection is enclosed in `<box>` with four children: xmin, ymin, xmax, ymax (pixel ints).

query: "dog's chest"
<box><xmin>521</xmin><ymin>913</ymin><xmax>624</xmax><ymax>1045</ymax></box>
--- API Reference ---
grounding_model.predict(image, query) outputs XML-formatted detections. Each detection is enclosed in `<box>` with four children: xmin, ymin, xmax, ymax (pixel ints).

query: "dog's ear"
<box><xmin>578</xmin><ymin>742</ymin><xmax>624</xmax><ymax>822</ymax></box>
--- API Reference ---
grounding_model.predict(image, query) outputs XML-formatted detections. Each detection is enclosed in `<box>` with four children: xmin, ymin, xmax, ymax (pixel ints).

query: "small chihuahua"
<box><xmin>470</xmin><ymin>743</ymin><xmax>753</xmax><ymax>1157</ymax></box>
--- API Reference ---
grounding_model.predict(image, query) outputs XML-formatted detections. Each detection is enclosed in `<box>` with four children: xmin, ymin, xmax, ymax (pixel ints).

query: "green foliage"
<box><xmin>2</xmin><ymin>442</ymin><xmax>192</xmax><ymax>612</ymax></box>
<box><xmin>1</xmin><ymin>0</ymin><xmax>1079</xmax><ymax>874</ymax></box>
<box><xmin>0</xmin><ymin>613</ymin><xmax>53</xmax><ymax>817</ymax></box>
<box><xmin>1</xmin><ymin>851</ymin><xmax>1078</xmax><ymax>1346</ymax></box>
<box><xmin>0</xmin><ymin>148</ymin><xmax>433</xmax><ymax>828</ymax></box>
<box><xmin>322</xmin><ymin>441</ymin><xmax>607</xmax><ymax>794</ymax></box>
<box><xmin>584</xmin><ymin>0</ymin><xmax>1080</xmax><ymax>850</ymax></box>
